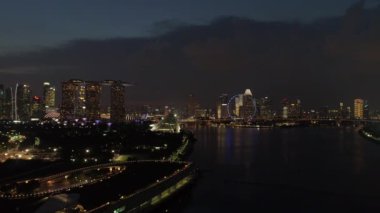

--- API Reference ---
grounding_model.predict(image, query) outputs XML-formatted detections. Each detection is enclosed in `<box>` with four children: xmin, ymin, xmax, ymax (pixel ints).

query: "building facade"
<box><xmin>0</xmin><ymin>85</ymin><xmax>4</xmax><ymax>119</ymax></box>
<box><xmin>110</xmin><ymin>81</ymin><xmax>126</xmax><ymax>123</ymax></box>
<box><xmin>242</xmin><ymin>89</ymin><xmax>254</xmax><ymax>122</ymax></box>
<box><xmin>257</xmin><ymin>97</ymin><xmax>272</xmax><ymax>120</ymax></box>
<box><xmin>354</xmin><ymin>98</ymin><xmax>364</xmax><ymax>119</ymax></box>
<box><xmin>4</xmin><ymin>87</ymin><xmax>13</xmax><ymax>120</ymax></box>
<box><xmin>43</xmin><ymin>82</ymin><xmax>56</xmax><ymax>110</ymax></box>
<box><xmin>235</xmin><ymin>94</ymin><xmax>243</xmax><ymax>117</ymax></box>
<box><xmin>281</xmin><ymin>98</ymin><xmax>301</xmax><ymax>119</ymax></box>
<box><xmin>85</xmin><ymin>81</ymin><xmax>102</xmax><ymax>120</ymax></box>
<box><xmin>61</xmin><ymin>79</ymin><xmax>86</xmax><ymax>120</ymax></box>
<box><xmin>186</xmin><ymin>94</ymin><xmax>199</xmax><ymax>118</ymax></box>
<box><xmin>16</xmin><ymin>84</ymin><xmax>32</xmax><ymax>121</ymax></box>
<box><xmin>31</xmin><ymin>96</ymin><xmax>44</xmax><ymax>119</ymax></box>
<box><xmin>217</xmin><ymin>94</ymin><xmax>229</xmax><ymax>119</ymax></box>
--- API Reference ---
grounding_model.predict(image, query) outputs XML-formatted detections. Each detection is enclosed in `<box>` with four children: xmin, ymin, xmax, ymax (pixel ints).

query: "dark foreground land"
<box><xmin>0</xmin><ymin>161</ymin><xmax>188</xmax><ymax>212</ymax></box>
<box><xmin>0</xmin><ymin>121</ymin><xmax>196</xmax><ymax>213</ymax></box>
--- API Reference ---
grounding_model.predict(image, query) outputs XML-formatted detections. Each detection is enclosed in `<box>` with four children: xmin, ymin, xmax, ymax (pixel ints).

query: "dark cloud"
<box><xmin>149</xmin><ymin>20</ymin><xmax>190</xmax><ymax>36</ymax></box>
<box><xmin>1</xmin><ymin>3</ymin><xmax>380</xmax><ymax>109</ymax></box>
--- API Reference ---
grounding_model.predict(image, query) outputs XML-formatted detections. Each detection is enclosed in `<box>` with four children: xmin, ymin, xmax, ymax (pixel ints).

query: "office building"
<box><xmin>217</xmin><ymin>94</ymin><xmax>229</xmax><ymax>119</ymax></box>
<box><xmin>31</xmin><ymin>96</ymin><xmax>44</xmax><ymax>119</ymax></box>
<box><xmin>16</xmin><ymin>84</ymin><xmax>32</xmax><ymax>120</ymax></box>
<box><xmin>110</xmin><ymin>81</ymin><xmax>126</xmax><ymax>123</ymax></box>
<box><xmin>3</xmin><ymin>87</ymin><xmax>13</xmax><ymax>120</ymax></box>
<box><xmin>85</xmin><ymin>81</ymin><xmax>102</xmax><ymax>120</ymax></box>
<box><xmin>235</xmin><ymin>94</ymin><xmax>243</xmax><ymax>117</ymax></box>
<box><xmin>61</xmin><ymin>79</ymin><xmax>86</xmax><ymax>120</ymax></box>
<box><xmin>354</xmin><ymin>98</ymin><xmax>364</xmax><ymax>119</ymax></box>
<box><xmin>281</xmin><ymin>98</ymin><xmax>301</xmax><ymax>119</ymax></box>
<box><xmin>242</xmin><ymin>89</ymin><xmax>254</xmax><ymax>121</ymax></box>
<box><xmin>186</xmin><ymin>94</ymin><xmax>199</xmax><ymax>118</ymax></box>
<box><xmin>0</xmin><ymin>85</ymin><xmax>4</xmax><ymax>119</ymax></box>
<box><xmin>43</xmin><ymin>82</ymin><xmax>56</xmax><ymax>110</ymax></box>
<box><xmin>282</xmin><ymin>106</ymin><xmax>289</xmax><ymax>119</ymax></box>
<box><xmin>257</xmin><ymin>97</ymin><xmax>272</xmax><ymax>120</ymax></box>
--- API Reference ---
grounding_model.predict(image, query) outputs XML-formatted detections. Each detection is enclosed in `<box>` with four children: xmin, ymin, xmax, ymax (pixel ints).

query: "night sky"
<box><xmin>1</xmin><ymin>0</ymin><xmax>380</xmax><ymax>109</ymax></box>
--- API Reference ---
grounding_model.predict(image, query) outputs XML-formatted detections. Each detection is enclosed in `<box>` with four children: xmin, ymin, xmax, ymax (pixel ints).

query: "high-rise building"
<box><xmin>43</xmin><ymin>82</ymin><xmax>50</xmax><ymax>98</ymax></box>
<box><xmin>61</xmin><ymin>80</ymin><xmax>76</xmax><ymax>120</ymax></box>
<box><xmin>217</xmin><ymin>94</ymin><xmax>229</xmax><ymax>119</ymax></box>
<box><xmin>338</xmin><ymin>102</ymin><xmax>344</xmax><ymax>119</ymax></box>
<box><xmin>242</xmin><ymin>89</ymin><xmax>254</xmax><ymax>121</ymax></box>
<box><xmin>282</xmin><ymin>106</ymin><xmax>289</xmax><ymax>119</ymax></box>
<box><xmin>31</xmin><ymin>96</ymin><xmax>44</xmax><ymax>119</ymax></box>
<box><xmin>16</xmin><ymin>84</ymin><xmax>32</xmax><ymax>121</ymax></box>
<box><xmin>0</xmin><ymin>85</ymin><xmax>4</xmax><ymax>119</ymax></box>
<box><xmin>354</xmin><ymin>98</ymin><xmax>364</xmax><ymax>119</ymax></box>
<box><xmin>186</xmin><ymin>94</ymin><xmax>199</xmax><ymax>118</ymax></box>
<box><xmin>61</xmin><ymin>79</ymin><xmax>86</xmax><ymax>120</ymax></box>
<box><xmin>281</xmin><ymin>98</ymin><xmax>301</xmax><ymax>119</ymax></box>
<box><xmin>77</xmin><ymin>83</ymin><xmax>86</xmax><ymax>117</ymax></box>
<box><xmin>347</xmin><ymin>106</ymin><xmax>352</xmax><ymax>119</ymax></box>
<box><xmin>4</xmin><ymin>87</ymin><xmax>13</xmax><ymax>120</ymax></box>
<box><xmin>257</xmin><ymin>97</ymin><xmax>272</xmax><ymax>120</ymax></box>
<box><xmin>43</xmin><ymin>82</ymin><xmax>56</xmax><ymax>110</ymax></box>
<box><xmin>110</xmin><ymin>81</ymin><xmax>126</xmax><ymax>123</ymax></box>
<box><xmin>85</xmin><ymin>81</ymin><xmax>102</xmax><ymax>120</ymax></box>
<box><xmin>290</xmin><ymin>99</ymin><xmax>302</xmax><ymax>118</ymax></box>
<box><xmin>338</xmin><ymin>102</ymin><xmax>350</xmax><ymax>119</ymax></box>
<box><xmin>235</xmin><ymin>94</ymin><xmax>243</xmax><ymax>117</ymax></box>
<box><xmin>281</xmin><ymin>98</ymin><xmax>290</xmax><ymax>119</ymax></box>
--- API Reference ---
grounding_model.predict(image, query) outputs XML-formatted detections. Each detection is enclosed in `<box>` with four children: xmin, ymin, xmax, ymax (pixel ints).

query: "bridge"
<box><xmin>0</xmin><ymin>160</ymin><xmax>192</xmax><ymax>200</ymax></box>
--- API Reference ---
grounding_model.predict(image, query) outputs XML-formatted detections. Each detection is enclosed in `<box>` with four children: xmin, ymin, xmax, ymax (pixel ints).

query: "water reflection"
<box><xmin>184</xmin><ymin>126</ymin><xmax>380</xmax><ymax>212</ymax></box>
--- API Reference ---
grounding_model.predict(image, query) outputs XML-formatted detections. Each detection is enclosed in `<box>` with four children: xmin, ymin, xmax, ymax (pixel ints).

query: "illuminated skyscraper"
<box><xmin>354</xmin><ymin>98</ymin><xmax>364</xmax><ymax>119</ymax></box>
<box><xmin>4</xmin><ymin>87</ymin><xmax>13</xmax><ymax>120</ymax></box>
<box><xmin>85</xmin><ymin>81</ymin><xmax>102</xmax><ymax>120</ymax></box>
<box><xmin>242</xmin><ymin>89</ymin><xmax>254</xmax><ymax>121</ymax></box>
<box><xmin>338</xmin><ymin>102</ymin><xmax>350</xmax><ymax>119</ymax></box>
<box><xmin>338</xmin><ymin>102</ymin><xmax>344</xmax><ymax>119</ymax></box>
<box><xmin>43</xmin><ymin>82</ymin><xmax>49</xmax><ymax>107</ymax></box>
<box><xmin>31</xmin><ymin>96</ymin><xmax>44</xmax><ymax>119</ymax></box>
<box><xmin>110</xmin><ymin>81</ymin><xmax>126</xmax><ymax>123</ymax></box>
<box><xmin>61</xmin><ymin>79</ymin><xmax>86</xmax><ymax>120</ymax></box>
<box><xmin>281</xmin><ymin>98</ymin><xmax>301</xmax><ymax>119</ymax></box>
<box><xmin>257</xmin><ymin>97</ymin><xmax>272</xmax><ymax>120</ymax></box>
<box><xmin>0</xmin><ymin>85</ymin><xmax>4</xmax><ymax>119</ymax></box>
<box><xmin>282</xmin><ymin>106</ymin><xmax>289</xmax><ymax>119</ymax></box>
<box><xmin>77</xmin><ymin>84</ymin><xmax>86</xmax><ymax>116</ymax></box>
<box><xmin>16</xmin><ymin>84</ymin><xmax>32</xmax><ymax>121</ymax></box>
<box><xmin>235</xmin><ymin>94</ymin><xmax>243</xmax><ymax>117</ymax></box>
<box><xmin>291</xmin><ymin>99</ymin><xmax>302</xmax><ymax>118</ymax></box>
<box><xmin>43</xmin><ymin>82</ymin><xmax>56</xmax><ymax>110</ymax></box>
<box><xmin>61</xmin><ymin>80</ymin><xmax>76</xmax><ymax>119</ymax></box>
<box><xmin>61</xmin><ymin>79</ymin><xmax>132</xmax><ymax>121</ymax></box>
<box><xmin>217</xmin><ymin>94</ymin><xmax>229</xmax><ymax>119</ymax></box>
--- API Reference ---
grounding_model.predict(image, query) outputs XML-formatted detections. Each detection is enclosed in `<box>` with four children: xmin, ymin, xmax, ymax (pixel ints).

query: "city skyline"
<box><xmin>2</xmin><ymin>1</ymin><xmax>380</xmax><ymax>213</ymax></box>
<box><xmin>0</xmin><ymin>80</ymin><xmax>376</xmax><ymax>110</ymax></box>
<box><xmin>0</xmin><ymin>81</ymin><xmax>377</xmax><ymax>122</ymax></box>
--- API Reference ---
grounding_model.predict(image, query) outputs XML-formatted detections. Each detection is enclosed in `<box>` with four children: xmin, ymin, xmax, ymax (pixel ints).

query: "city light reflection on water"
<box><xmin>182</xmin><ymin>126</ymin><xmax>380</xmax><ymax>212</ymax></box>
